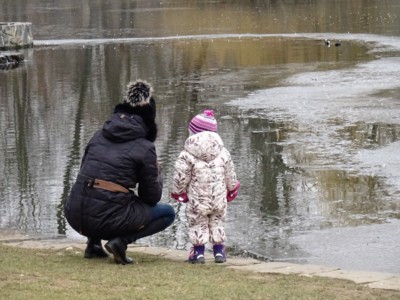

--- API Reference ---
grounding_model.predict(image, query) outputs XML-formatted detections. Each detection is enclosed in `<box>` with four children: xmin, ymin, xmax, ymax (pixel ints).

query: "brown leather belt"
<box><xmin>90</xmin><ymin>178</ymin><xmax>129</xmax><ymax>193</ymax></box>
<box><xmin>78</xmin><ymin>174</ymin><xmax>129</xmax><ymax>193</ymax></box>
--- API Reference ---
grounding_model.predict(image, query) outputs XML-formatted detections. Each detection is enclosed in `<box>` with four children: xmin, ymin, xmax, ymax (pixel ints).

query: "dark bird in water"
<box><xmin>324</xmin><ymin>39</ymin><xmax>341</xmax><ymax>47</ymax></box>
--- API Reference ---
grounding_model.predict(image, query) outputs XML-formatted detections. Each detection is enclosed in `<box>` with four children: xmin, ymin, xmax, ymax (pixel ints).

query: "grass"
<box><xmin>0</xmin><ymin>243</ymin><xmax>399</xmax><ymax>300</ymax></box>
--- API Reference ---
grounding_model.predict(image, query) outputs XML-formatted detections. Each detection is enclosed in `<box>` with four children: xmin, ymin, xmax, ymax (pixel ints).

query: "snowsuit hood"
<box><xmin>184</xmin><ymin>131</ymin><xmax>224</xmax><ymax>162</ymax></box>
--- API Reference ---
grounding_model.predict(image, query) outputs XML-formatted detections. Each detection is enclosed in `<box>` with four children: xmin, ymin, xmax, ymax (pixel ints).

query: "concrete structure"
<box><xmin>0</xmin><ymin>22</ymin><xmax>33</xmax><ymax>50</ymax></box>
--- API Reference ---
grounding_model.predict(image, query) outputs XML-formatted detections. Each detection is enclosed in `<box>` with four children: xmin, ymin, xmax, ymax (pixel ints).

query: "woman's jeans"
<box><xmin>123</xmin><ymin>202</ymin><xmax>175</xmax><ymax>244</ymax></box>
<box><xmin>151</xmin><ymin>203</ymin><xmax>176</xmax><ymax>226</ymax></box>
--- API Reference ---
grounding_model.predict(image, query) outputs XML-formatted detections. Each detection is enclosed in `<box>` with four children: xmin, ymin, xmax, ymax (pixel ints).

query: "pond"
<box><xmin>1</xmin><ymin>0</ymin><xmax>400</xmax><ymax>273</ymax></box>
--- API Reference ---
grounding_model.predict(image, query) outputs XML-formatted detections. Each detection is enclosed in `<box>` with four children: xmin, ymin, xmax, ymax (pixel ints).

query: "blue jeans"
<box><xmin>151</xmin><ymin>202</ymin><xmax>176</xmax><ymax>227</ymax></box>
<box><xmin>124</xmin><ymin>202</ymin><xmax>175</xmax><ymax>243</ymax></box>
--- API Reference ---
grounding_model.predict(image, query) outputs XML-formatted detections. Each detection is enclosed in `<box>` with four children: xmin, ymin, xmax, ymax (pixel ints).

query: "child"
<box><xmin>171</xmin><ymin>109</ymin><xmax>240</xmax><ymax>263</ymax></box>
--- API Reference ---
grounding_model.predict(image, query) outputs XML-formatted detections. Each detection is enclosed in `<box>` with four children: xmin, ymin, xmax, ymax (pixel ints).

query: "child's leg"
<box><xmin>186</xmin><ymin>205</ymin><xmax>209</xmax><ymax>263</ymax></box>
<box><xmin>186</xmin><ymin>206</ymin><xmax>210</xmax><ymax>245</ymax></box>
<box><xmin>209</xmin><ymin>210</ymin><xmax>227</xmax><ymax>263</ymax></box>
<box><xmin>208</xmin><ymin>210</ymin><xmax>226</xmax><ymax>245</ymax></box>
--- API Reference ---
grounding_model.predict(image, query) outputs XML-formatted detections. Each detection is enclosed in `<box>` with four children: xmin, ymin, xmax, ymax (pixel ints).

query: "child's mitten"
<box><xmin>227</xmin><ymin>181</ymin><xmax>241</xmax><ymax>202</ymax></box>
<box><xmin>171</xmin><ymin>192</ymin><xmax>189</xmax><ymax>203</ymax></box>
<box><xmin>227</xmin><ymin>190</ymin><xmax>238</xmax><ymax>202</ymax></box>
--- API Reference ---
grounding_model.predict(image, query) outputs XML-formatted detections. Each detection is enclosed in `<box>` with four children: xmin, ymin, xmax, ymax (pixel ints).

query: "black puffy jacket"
<box><xmin>64</xmin><ymin>106</ymin><xmax>163</xmax><ymax>239</ymax></box>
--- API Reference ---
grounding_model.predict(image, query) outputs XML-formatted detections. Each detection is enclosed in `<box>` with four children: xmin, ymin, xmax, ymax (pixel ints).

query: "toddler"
<box><xmin>171</xmin><ymin>109</ymin><xmax>240</xmax><ymax>263</ymax></box>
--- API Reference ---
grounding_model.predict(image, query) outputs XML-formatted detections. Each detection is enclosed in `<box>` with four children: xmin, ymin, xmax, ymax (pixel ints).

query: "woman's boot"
<box><xmin>105</xmin><ymin>238</ymin><xmax>134</xmax><ymax>265</ymax></box>
<box><xmin>84</xmin><ymin>238</ymin><xmax>109</xmax><ymax>259</ymax></box>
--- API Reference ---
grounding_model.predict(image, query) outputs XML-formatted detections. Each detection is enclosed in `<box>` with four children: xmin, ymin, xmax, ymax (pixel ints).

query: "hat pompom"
<box><xmin>189</xmin><ymin>109</ymin><xmax>218</xmax><ymax>135</ymax></box>
<box><xmin>203</xmin><ymin>109</ymin><xmax>214</xmax><ymax>118</ymax></box>
<box><xmin>123</xmin><ymin>80</ymin><xmax>153</xmax><ymax>107</ymax></box>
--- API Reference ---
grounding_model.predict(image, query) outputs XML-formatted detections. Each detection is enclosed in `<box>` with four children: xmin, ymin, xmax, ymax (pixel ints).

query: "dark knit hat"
<box><xmin>123</xmin><ymin>80</ymin><xmax>153</xmax><ymax>107</ymax></box>
<box><xmin>189</xmin><ymin>109</ymin><xmax>218</xmax><ymax>135</ymax></box>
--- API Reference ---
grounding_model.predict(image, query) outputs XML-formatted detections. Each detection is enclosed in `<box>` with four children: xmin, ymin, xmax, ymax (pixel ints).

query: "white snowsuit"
<box><xmin>171</xmin><ymin>131</ymin><xmax>238</xmax><ymax>245</ymax></box>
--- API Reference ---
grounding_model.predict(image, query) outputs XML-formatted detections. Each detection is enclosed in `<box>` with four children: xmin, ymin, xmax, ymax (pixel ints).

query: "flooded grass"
<box><xmin>1</xmin><ymin>243</ymin><xmax>399</xmax><ymax>300</ymax></box>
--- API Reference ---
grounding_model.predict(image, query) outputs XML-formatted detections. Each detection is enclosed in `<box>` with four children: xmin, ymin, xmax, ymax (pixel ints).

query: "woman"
<box><xmin>64</xmin><ymin>80</ymin><xmax>175</xmax><ymax>265</ymax></box>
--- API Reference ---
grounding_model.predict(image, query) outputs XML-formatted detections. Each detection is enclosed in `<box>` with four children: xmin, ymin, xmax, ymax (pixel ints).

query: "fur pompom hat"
<box><xmin>114</xmin><ymin>80</ymin><xmax>158</xmax><ymax>142</ymax></box>
<box><xmin>123</xmin><ymin>80</ymin><xmax>153</xmax><ymax>107</ymax></box>
<box><xmin>189</xmin><ymin>109</ymin><xmax>218</xmax><ymax>135</ymax></box>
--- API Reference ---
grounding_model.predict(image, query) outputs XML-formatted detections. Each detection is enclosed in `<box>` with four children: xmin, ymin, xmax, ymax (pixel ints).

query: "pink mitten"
<box><xmin>171</xmin><ymin>192</ymin><xmax>189</xmax><ymax>203</ymax></box>
<box><xmin>227</xmin><ymin>181</ymin><xmax>241</xmax><ymax>202</ymax></box>
<box><xmin>227</xmin><ymin>190</ymin><xmax>238</xmax><ymax>202</ymax></box>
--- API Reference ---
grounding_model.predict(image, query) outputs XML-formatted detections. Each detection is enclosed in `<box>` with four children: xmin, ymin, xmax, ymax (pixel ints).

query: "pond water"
<box><xmin>1</xmin><ymin>1</ymin><xmax>400</xmax><ymax>273</ymax></box>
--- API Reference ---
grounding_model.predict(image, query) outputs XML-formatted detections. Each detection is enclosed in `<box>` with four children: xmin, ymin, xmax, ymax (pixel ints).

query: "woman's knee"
<box><xmin>163</xmin><ymin>204</ymin><xmax>176</xmax><ymax>226</ymax></box>
<box><xmin>152</xmin><ymin>203</ymin><xmax>176</xmax><ymax>224</ymax></box>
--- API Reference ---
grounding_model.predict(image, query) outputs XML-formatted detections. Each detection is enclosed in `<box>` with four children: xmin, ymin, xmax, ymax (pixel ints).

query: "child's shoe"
<box><xmin>188</xmin><ymin>245</ymin><xmax>205</xmax><ymax>264</ymax></box>
<box><xmin>213</xmin><ymin>244</ymin><xmax>226</xmax><ymax>263</ymax></box>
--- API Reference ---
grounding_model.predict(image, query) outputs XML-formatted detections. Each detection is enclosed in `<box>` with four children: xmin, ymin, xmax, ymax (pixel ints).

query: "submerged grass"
<box><xmin>0</xmin><ymin>243</ymin><xmax>399</xmax><ymax>300</ymax></box>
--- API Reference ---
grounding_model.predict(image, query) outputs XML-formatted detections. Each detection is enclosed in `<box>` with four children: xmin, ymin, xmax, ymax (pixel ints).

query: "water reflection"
<box><xmin>233</xmin><ymin>112</ymin><xmax>400</xmax><ymax>229</ymax></box>
<box><xmin>2</xmin><ymin>0</ymin><xmax>400</xmax><ymax>39</ymax></box>
<box><xmin>341</xmin><ymin>122</ymin><xmax>400</xmax><ymax>149</ymax></box>
<box><xmin>1</xmin><ymin>0</ymin><xmax>400</xmax><ymax>273</ymax></box>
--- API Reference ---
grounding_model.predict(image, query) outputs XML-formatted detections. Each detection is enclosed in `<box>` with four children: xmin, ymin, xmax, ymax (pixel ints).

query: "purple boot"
<box><xmin>188</xmin><ymin>245</ymin><xmax>205</xmax><ymax>264</ymax></box>
<box><xmin>213</xmin><ymin>244</ymin><xmax>226</xmax><ymax>263</ymax></box>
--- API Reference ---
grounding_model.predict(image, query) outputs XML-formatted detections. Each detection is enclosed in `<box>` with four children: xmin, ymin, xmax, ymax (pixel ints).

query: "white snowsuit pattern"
<box><xmin>171</xmin><ymin>131</ymin><xmax>238</xmax><ymax>245</ymax></box>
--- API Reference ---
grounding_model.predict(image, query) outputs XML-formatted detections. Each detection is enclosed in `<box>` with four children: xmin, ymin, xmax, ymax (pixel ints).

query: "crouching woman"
<box><xmin>64</xmin><ymin>80</ymin><xmax>175</xmax><ymax>264</ymax></box>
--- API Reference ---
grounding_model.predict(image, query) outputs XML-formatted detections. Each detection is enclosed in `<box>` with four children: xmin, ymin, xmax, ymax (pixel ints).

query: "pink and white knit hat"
<box><xmin>188</xmin><ymin>109</ymin><xmax>218</xmax><ymax>134</ymax></box>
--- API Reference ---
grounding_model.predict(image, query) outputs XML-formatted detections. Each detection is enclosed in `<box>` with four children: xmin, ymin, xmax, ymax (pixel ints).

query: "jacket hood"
<box><xmin>184</xmin><ymin>131</ymin><xmax>224</xmax><ymax>162</ymax></box>
<box><xmin>102</xmin><ymin>112</ymin><xmax>147</xmax><ymax>142</ymax></box>
<box><xmin>112</xmin><ymin>103</ymin><xmax>157</xmax><ymax>142</ymax></box>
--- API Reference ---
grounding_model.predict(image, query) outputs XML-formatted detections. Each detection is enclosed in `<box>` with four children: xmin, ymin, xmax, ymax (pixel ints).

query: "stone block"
<box><xmin>0</xmin><ymin>22</ymin><xmax>33</xmax><ymax>50</ymax></box>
